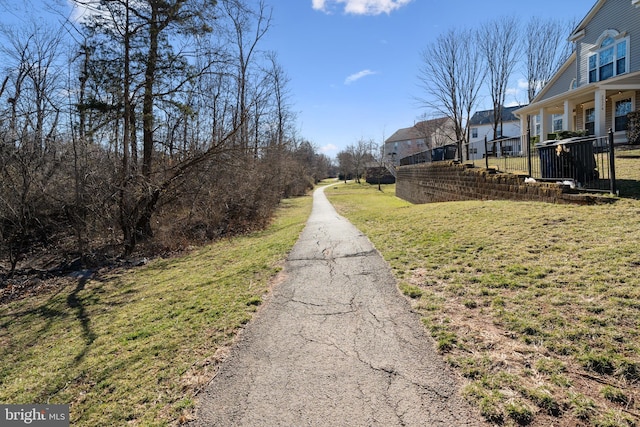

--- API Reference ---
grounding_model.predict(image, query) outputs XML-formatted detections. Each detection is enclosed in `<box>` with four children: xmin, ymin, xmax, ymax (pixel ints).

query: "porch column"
<box><xmin>520</xmin><ymin>115</ymin><xmax>528</xmax><ymax>136</ymax></box>
<box><xmin>564</xmin><ymin>100</ymin><xmax>575</xmax><ymax>132</ymax></box>
<box><xmin>594</xmin><ymin>89</ymin><xmax>607</xmax><ymax>137</ymax></box>
<box><xmin>540</xmin><ymin>108</ymin><xmax>551</xmax><ymax>140</ymax></box>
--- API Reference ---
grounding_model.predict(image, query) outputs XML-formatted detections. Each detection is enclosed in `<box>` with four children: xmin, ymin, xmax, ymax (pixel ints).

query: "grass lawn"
<box><xmin>3</xmin><ymin>152</ymin><xmax>640</xmax><ymax>427</ymax></box>
<box><xmin>326</xmin><ymin>155</ymin><xmax>640</xmax><ymax>426</ymax></box>
<box><xmin>0</xmin><ymin>195</ymin><xmax>312</xmax><ymax>426</ymax></box>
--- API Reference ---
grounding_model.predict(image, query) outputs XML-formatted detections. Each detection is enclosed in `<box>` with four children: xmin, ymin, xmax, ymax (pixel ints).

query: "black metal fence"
<box><xmin>399</xmin><ymin>144</ymin><xmax>458</xmax><ymax>166</ymax></box>
<box><xmin>464</xmin><ymin>131</ymin><xmax>617</xmax><ymax>194</ymax></box>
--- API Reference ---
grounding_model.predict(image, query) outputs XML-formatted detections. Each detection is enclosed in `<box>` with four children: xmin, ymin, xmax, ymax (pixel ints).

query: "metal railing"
<box><xmin>464</xmin><ymin>131</ymin><xmax>617</xmax><ymax>194</ymax></box>
<box><xmin>383</xmin><ymin>160</ymin><xmax>397</xmax><ymax>178</ymax></box>
<box><xmin>399</xmin><ymin>144</ymin><xmax>458</xmax><ymax>166</ymax></box>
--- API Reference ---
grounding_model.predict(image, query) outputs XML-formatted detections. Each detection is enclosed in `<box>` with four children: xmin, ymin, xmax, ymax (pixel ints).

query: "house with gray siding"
<box><xmin>384</xmin><ymin>117</ymin><xmax>456</xmax><ymax>165</ymax></box>
<box><xmin>515</xmin><ymin>0</ymin><xmax>640</xmax><ymax>144</ymax></box>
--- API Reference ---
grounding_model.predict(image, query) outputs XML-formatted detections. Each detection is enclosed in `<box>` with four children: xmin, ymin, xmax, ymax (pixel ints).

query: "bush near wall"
<box><xmin>365</xmin><ymin>167</ymin><xmax>396</xmax><ymax>185</ymax></box>
<box><xmin>627</xmin><ymin>111</ymin><xmax>640</xmax><ymax>145</ymax></box>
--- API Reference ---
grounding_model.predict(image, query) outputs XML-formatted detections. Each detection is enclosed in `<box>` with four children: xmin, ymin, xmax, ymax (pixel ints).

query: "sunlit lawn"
<box><xmin>326</xmin><ymin>154</ymin><xmax>640</xmax><ymax>426</ymax></box>
<box><xmin>3</xmin><ymin>153</ymin><xmax>640</xmax><ymax>426</ymax></box>
<box><xmin>0</xmin><ymin>195</ymin><xmax>312</xmax><ymax>426</ymax></box>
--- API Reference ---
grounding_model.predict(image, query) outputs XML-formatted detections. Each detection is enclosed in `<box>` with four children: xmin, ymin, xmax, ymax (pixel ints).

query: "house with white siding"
<box><xmin>467</xmin><ymin>105</ymin><xmax>524</xmax><ymax>159</ymax></box>
<box><xmin>515</xmin><ymin>0</ymin><xmax>640</xmax><ymax>144</ymax></box>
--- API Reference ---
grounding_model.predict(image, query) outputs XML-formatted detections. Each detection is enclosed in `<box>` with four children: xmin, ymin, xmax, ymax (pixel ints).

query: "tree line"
<box><xmin>334</xmin><ymin>16</ymin><xmax>573</xmax><ymax>180</ymax></box>
<box><xmin>417</xmin><ymin>16</ymin><xmax>573</xmax><ymax>155</ymax></box>
<box><xmin>0</xmin><ymin>0</ymin><xmax>331</xmax><ymax>275</ymax></box>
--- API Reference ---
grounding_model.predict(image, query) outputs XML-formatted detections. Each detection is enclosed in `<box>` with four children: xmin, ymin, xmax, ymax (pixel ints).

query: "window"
<box><xmin>599</xmin><ymin>41</ymin><xmax>614</xmax><ymax>80</ymax></box>
<box><xmin>552</xmin><ymin>114</ymin><xmax>563</xmax><ymax>132</ymax></box>
<box><xmin>589</xmin><ymin>32</ymin><xmax>629</xmax><ymax>83</ymax></box>
<box><xmin>589</xmin><ymin>55</ymin><xmax>597</xmax><ymax>83</ymax></box>
<box><xmin>584</xmin><ymin>107</ymin><xmax>595</xmax><ymax>135</ymax></box>
<box><xmin>617</xmin><ymin>40</ymin><xmax>627</xmax><ymax>74</ymax></box>
<box><xmin>615</xmin><ymin>98</ymin><xmax>632</xmax><ymax>132</ymax></box>
<box><xmin>471</xmin><ymin>128</ymin><xmax>478</xmax><ymax>138</ymax></box>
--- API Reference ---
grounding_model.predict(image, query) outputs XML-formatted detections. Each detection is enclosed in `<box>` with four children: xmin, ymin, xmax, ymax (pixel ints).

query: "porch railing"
<box><xmin>383</xmin><ymin>160</ymin><xmax>397</xmax><ymax>178</ymax></box>
<box><xmin>463</xmin><ymin>130</ymin><xmax>617</xmax><ymax>194</ymax></box>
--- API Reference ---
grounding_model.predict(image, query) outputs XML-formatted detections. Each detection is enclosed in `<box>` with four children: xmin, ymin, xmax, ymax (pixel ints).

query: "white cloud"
<box><xmin>503</xmin><ymin>78</ymin><xmax>528</xmax><ymax>106</ymax></box>
<box><xmin>320</xmin><ymin>143</ymin><xmax>338</xmax><ymax>154</ymax></box>
<box><xmin>312</xmin><ymin>0</ymin><xmax>413</xmax><ymax>15</ymax></box>
<box><xmin>312</xmin><ymin>0</ymin><xmax>327</xmax><ymax>11</ymax></box>
<box><xmin>506</xmin><ymin>87</ymin><xmax>519</xmax><ymax>96</ymax></box>
<box><xmin>517</xmin><ymin>78</ymin><xmax>529</xmax><ymax>90</ymax></box>
<box><xmin>344</xmin><ymin>69</ymin><xmax>377</xmax><ymax>85</ymax></box>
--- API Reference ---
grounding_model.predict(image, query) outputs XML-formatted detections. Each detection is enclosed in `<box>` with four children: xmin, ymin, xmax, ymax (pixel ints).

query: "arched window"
<box><xmin>589</xmin><ymin>30</ymin><xmax>628</xmax><ymax>83</ymax></box>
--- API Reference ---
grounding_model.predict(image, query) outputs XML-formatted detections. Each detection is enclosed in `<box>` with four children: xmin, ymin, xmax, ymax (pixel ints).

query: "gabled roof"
<box><xmin>414</xmin><ymin>117</ymin><xmax>451</xmax><ymax>135</ymax></box>
<box><xmin>515</xmin><ymin>0</ymin><xmax>640</xmax><ymax>119</ymax></box>
<box><xmin>568</xmin><ymin>0</ymin><xmax>605</xmax><ymax>42</ymax></box>
<box><xmin>531</xmin><ymin>51</ymin><xmax>577</xmax><ymax>105</ymax></box>
<box><xmin>385</xmin><ymin>117</ymin><xmax>451</xmax><ymax>143</ymax></box>
<box><xmin>468</xmin><ymin>105</ymin><xmax>524</xmax><ymax>126</ymax></box>
<box><xmin>385</xmin><ymin>126</ymin><xmax>421</xmax><ymax>143</ymax></box>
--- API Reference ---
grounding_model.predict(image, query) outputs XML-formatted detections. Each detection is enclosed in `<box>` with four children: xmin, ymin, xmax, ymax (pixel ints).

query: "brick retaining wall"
<box><xmin>396</xmin><ymin>162</ymin><xmax>612</xmax><ymax>205</ymax></box>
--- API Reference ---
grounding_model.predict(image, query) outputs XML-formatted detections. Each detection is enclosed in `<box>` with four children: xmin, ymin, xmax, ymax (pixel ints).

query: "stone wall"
<box><xmin>396</xmin><ymin>162</ymin><xmax>610</xmax><ymax>205</ymax></box>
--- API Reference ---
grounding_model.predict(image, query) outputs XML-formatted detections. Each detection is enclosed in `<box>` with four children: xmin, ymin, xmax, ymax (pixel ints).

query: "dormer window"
<box><xmin>589</xmin><ymin>31</ymin><xmax>629</xmax><ymax>83</ymax></box>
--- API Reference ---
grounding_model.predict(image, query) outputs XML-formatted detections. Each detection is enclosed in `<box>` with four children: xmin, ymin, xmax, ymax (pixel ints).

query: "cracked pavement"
<box><xmin>190</xmin><ymin>185</ymin><xmax>485</xmax><ymax>426</ymax></box>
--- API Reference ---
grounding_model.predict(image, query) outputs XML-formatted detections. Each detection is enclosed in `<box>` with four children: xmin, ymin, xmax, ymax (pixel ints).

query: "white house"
<box><xmin>467</xmin><ymin>105</ymin><xmax>524</xmax><ymax>159</ymax></box>
<box><xmin>515</xmin><ymin>0</ymin><xmax>640</xmax><ymax>144</ymax></box>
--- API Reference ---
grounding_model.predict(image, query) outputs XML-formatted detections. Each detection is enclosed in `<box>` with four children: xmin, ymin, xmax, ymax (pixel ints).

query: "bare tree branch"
<box><xmin>417</xmin><ymin>28</ymin><xmax>484</xmax><ymax>153</ymax></box>
<box><xmin>478</xmin><ymin>17</ymin><xmax>521</xmax><ymax>142</ymax></box>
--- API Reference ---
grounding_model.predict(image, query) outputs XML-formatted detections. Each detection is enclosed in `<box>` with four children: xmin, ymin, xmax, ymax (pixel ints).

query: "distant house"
<box><xmin>515</xmin><ymin>0</ymin><xmax>640</xmax><ymax>144</ymax></box>
<box><xmin>467</xmin><ymin>105</ymin><xmax>525</xmax><ymax>158</ymax></box>
<box><xmin>384</xmin><ymin>117</ymin><xmax>456</xmax><ymax>165</ymax></box>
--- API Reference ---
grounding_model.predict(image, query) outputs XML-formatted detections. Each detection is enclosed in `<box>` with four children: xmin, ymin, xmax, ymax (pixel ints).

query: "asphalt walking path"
<box><xmin>191</xmin><ymin>185</ymin><xmax>484</xmax><ymax>426</ymax></box>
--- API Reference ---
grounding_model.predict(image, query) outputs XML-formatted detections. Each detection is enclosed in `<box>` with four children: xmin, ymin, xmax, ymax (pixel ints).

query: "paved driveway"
<box><xmin>191</xmin><ymin>185</ymin><xmax>484</xmax><ymax>426</ymax></box>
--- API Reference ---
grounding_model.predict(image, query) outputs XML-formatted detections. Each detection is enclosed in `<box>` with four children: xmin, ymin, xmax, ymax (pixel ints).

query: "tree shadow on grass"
<box><xmin>616</xmin><ymin>179</ymin><xmax>640</xmax><ymax>199</ymax></box>
<box><xmin>66</xmin><ymin>272</ymin><xmax>98</xmax><ymax>363</ymax></box>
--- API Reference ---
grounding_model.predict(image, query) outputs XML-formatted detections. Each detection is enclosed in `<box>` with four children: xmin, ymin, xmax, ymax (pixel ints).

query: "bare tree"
<box><xmin>366</xmin><ymin>140</ymin><xmax>388</xmax><ymax>191</ymax></box>
<box><xmin>478</xmin><ymin>17</ymin><xmax>521</xmax><ymax>147</ymax></box>
<box><xmin>524</xmin><ymin>18</ymin><xmax>573</xmax><ymax>104</ymax></box>
<box><xmin>346</xmin><ymin>139</ymin><xmax>374</xmax><ymax>184</ymax></box>
<box><xmin>75</xmin><ymin>0</ymin><xmax>227</xmax><ymax>253</ymax></box>
<box><xmin>0</xmin><ymin>0</ymin><xmax>312</xmax><ymax>267</ymax></box>
<box><xmin>0</xmin><ymin>23</ymin><xmax>66</xmax><ymax>273</ymax></box>
<box><xmin>417</xmin><ymin>28</ymin><xmax>484</xmax><ymax>158</ymax></box>
<box><xmin>264</xmin><ymin>51</ymin><xmax>293</xmax><ymax>148</ymax></box>
<box><xmin>336</xmin><ymin>149</ymin><xmax>354</xmax><ymax>183</ymax></box>
<box><xmin>414</xmin><ymin>115</ymin><xmax>456</xmax><ymax>151</ymax></box>
<box><xmin>220</xmin><ymin>0</ymin><xmax>272</xmax><ymax>153</ymax></box>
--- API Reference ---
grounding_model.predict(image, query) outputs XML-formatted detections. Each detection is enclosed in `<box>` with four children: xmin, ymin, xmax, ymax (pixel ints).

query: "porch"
<box><xmin>516</xmin><ymin>71</ymin><xmax>640</xmax><ymax>145</ymax></box>
<box><xmin>464</xmin><ymin>132</ymin><xmax>617</xmax><ymax>194</ymax></box>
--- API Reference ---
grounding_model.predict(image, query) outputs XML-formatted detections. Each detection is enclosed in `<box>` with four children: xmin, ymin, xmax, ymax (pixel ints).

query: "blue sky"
<box><xmin>261</xmin><ymin>0</ymin><xmax>593</xmax><ymax>157</ymax></box>
<box><xmin>1</xmin><ymin>0</ymin><xmax>594</xmax><ymax>159</ymax></box>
